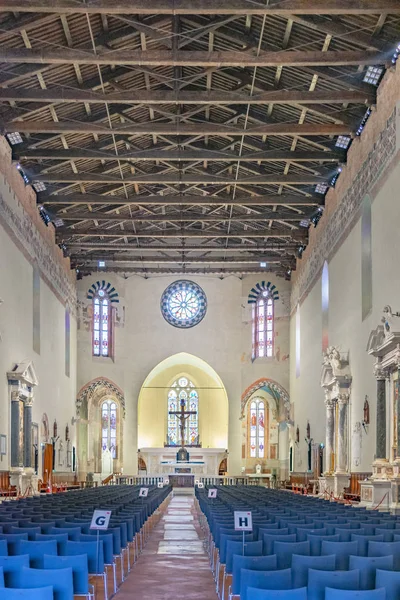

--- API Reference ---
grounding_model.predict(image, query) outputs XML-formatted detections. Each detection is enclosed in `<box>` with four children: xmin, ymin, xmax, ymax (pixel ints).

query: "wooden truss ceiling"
<box><xmin>0</xmin><ymin>2</ymin><xmax>398</xmax><ymax>277</ymax></box>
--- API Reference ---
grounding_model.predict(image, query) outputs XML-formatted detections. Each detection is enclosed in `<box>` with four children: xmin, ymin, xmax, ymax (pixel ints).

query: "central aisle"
<box><xmin>119</xmin><ymin>492</ymin><xmax>218</xmax><ymax>600</ymax></box>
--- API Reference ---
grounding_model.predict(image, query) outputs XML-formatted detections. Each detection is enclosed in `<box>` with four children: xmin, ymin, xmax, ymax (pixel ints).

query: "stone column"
<box><xmin>325</xmin><ymin>397</ymin><xmax>335</xmax><ymax>473</ymax></box>
<box><xmin>396</xmin><ymin>369</ymin><xmax>400</xmax><ymax>460</ymax></box>
<box><xmin>336</xmin><ymin>394</ymin><xmax>349</xmax><ymax>473</ymax></box>
<box><xmin>23</xmin><ymin>396</ymin><xmax>33</xmax><ymax>468</ymax></box>
<box><xmin>375</xmin><ymin>364</ymin><xmax>387</xmax><ymax>461</ymax></box>
<box><xmin>10</xmin><ymin>391</ymin><xmax>22</xmax><ymax>468</ymax></box>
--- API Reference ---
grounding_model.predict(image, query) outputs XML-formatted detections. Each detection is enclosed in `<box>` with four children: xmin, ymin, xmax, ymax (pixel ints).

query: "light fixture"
<box><xmin>392</xmin><ymin>43</ymin><xmax>400</xmax><ymax>64</ymax></box>
<box><xmin>299</xmin><ymin>219</ymin><xmax>310</xmax><ymax>228</ymax></box>
<box><xmin>33</xmin><ymin>181</ymin><xmax>46</xmax><ymax>192</ymax></box>
<box><xmin>259</xmin><ymin>261</ymin><xmax>267</xmax><ymax>268</ymax></box>
<box><xmin>335</xmin><ymin>136</ymin><xmax>351</xmax><ymax>149</ymax></box>
<box><xmin>7</xmin><ymin>132</ymin><xmax>23</xmax><ymax>145</ymax></box>
<box><xmin>53</xmin><ymin>217</ymin><xmax>64</xmax><ymax>228</ymax></box>
<box><xmin>297</xmin><ymin>245</ymin><xmax>306</xmax><ymax>259</ymax></box>
<box><xmin>363</xmin><ymin>66</ymin><xmax>383</xmax><ymax>85</ymax></box>
<box><xmin>315</xmin><ymin>183</ymin><xmax>328</xmax><ymax>194</ymax></box>
<box><xmin>98</xmin><ymin>260</ymin><xmax>106</xmax><ymax>268</ymax></box>
<box><xmin>356</xmin><ymin>108</ymin><xmax>372</xmax><ymax>136</ymax></box>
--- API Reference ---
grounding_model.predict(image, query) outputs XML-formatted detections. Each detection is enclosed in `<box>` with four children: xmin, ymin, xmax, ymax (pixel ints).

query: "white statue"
<box><xmin>255</xmin><ymin>463</ymin><xmax>262</xmax><ymax>474</ymax></box>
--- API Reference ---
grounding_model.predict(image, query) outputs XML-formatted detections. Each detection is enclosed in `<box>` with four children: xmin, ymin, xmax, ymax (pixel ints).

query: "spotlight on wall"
<box><xmin>259</xmin><ymin>261</ymin><xmax>267</xmax><ymax>268</ymax></box>
<box><xmin>98</xmin><ymin>260</ymin><xmax>106</xmax><ymax>268</ymax></box>
<box><xmin>297</xmin><ymin>245</ymin><xmax>306</xmax><ymax>259</ymax></box>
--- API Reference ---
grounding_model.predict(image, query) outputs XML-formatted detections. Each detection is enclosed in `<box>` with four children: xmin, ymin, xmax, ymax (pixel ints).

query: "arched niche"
<box><xmin>138</xmin><ymin>352</ymin><xmax>229</xmax><ymax>450</ymax></box>
<box><xmin>76</xmin><ymin>377</ymin><xmax>125</xmax><ymax>478</ymax></box>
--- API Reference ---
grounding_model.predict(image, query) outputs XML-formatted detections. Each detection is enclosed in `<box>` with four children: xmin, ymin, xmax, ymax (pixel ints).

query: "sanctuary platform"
<box><xmin>138</xmin><ymin>447</ymin><xmax>228</xmax><ymax>476</ymax></box>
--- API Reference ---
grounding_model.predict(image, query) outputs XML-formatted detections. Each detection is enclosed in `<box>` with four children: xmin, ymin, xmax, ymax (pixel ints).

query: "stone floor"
<box><xmin>118</xmin><ymin>492</ymin><xmax>217</xmax><ymax>599</ymax></box>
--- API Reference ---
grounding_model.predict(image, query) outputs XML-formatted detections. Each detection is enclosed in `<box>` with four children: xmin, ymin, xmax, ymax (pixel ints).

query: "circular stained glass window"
<box><xmin>161</xmin><ymin>280</ymin><xmax>207</xmax><ymax>329</ymax></box>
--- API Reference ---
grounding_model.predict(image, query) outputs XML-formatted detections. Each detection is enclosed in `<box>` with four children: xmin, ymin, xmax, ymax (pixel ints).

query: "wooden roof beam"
<box><xmin>52</xmin><ymin>210</ymin><xmax>309</xmax><ymax>222</ymax></box>
<box><xmin>0</xmin><ymin>48</ymin><xmax>388</xmax><ymax>67</ymax></box>
<box><xmin>0</xmin><ymin>87</ymin><xmax>375</xmax><ymax>106</ymax></box>
<box><xmin>2</xmin><ymin>1</ymin><xmax>399</xmax><ymax>15</ymax></box>
<box><xmin>56</xmin><ymin>228</ymin><xmax>306</xmax><ymax>239</ymax></box>
<box><xmin>16</xmin><ymin>148</ymin><xmax>345</xmax><ymax>163</ymax></box>
<box><xmin>3</xmin><ymin>121</ymin><xmax>353</xmax><ymax>137</ymax></box>
<box><xmin>39</xmin><ymin>192</ymin><xmax>322</xmax><ymax>205</ymax></box>
<box><xmin>66</xmin><ymin>242</ymin><xmax>299</xmax><ymax>251</ymax></box>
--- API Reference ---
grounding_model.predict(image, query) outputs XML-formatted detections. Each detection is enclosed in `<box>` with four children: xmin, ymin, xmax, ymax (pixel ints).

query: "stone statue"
<box><xmin>255</xmin><ymin>463</ymin><xmax>262</xmax><ymax>474</ymax></box>
<box><xmin>363</xmin><ymin>396</ymin><xmax>370</xmax><ymax>425</ymax></box>
<box><xmin>296</xmin><ymin>426</ymin><xmax>300</xmax><ymax>444</ymax></box>
<box><xmin>306</xmin><ymin>421</ymin><xmax>310</xmax><ymax>440</ymax></box>
<box><xmin>382</xmin><ymin>305</ymin><xmax>400</xmax><ymax>336</ymax></box>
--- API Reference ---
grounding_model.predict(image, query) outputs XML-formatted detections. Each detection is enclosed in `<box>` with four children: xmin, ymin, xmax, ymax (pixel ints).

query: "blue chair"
<box><xmin>263</xmin><ymin>533</ymin><xmax>296</xmax><ymax>555</ymax></box>
<box><xmin>35</xmin><ymin>533</ymin><xmax>68</xmax><ymax>552</ymax></box>
<box><xmin>10</xmin><ymin>526</ymin><xmax>41</xmax><ymax>541</ymax></box>
<box><xmin>296</xmin><ymin>528</ymin><xmax>328</xmax><ymax>542</ymax></box>
<box><xmin>240</xmin><ymin>568</ymin><xmax>292</xmax><ymax>600</ymax></box>
<box><xmin>16</xmin><ymin>540</ymin><xmax>57</xmax><ymax>568</ymax></box>
<box><xmin>43</xmin><ymin>554</ymin><xmax>92</xmax><ymax>598</ymax></box>
<box><xmin>368</xmin><ymin>541</ymin><xmax>400</xmax><ymax>569</ymax></box>
<box><xmin>351</xmin><ymin>534</ymin><xmax>384</xmax><ymax>557</ymax></box>
<box><xmin>246</xmin><ymin>588</ymin><xmax>307</xmax><ymax>600</ymax></box>
<box><xmin>51</xmin><ymin>527</ymin><xmax>81</xmax><ymax>541</ymax></box>
<box><xmin>308</xmin><ymin>568</ymin><xmax>360</xmax><ymax>600</ymax></box>
<box><xmin>291</xmin><ymin>554</ymin><xmax>336</xmax><ymax>588</ymax></box>
<box><xmin>0</xmin><ymin>555</ymin><xmax>30</xmax><ymax>587</ymax></box>
<box><xmin>0</xmin><ymin>587</ymin><xmax>54</xmax><ymax>599</ymax></box>
<box><xmin>375</xmin><ymin>568</ymin><xmax>400</xmax><ymax>600</ymax></box>
<box><xmin>321</xmin><ymin>540</ymin><xmax>359</xmax><ymax>570</ymax></box>
<box><xmin>335</xmin><ymin>529</ymin><xmax>365</xmax><ymax>543</ymax></box>
<box><xmin>231</xmin><ymin>555</ymin><xmax>277</xmax><ymax>596</ymax></box>
<box><xmin>0</xmin><ymin>533</ymin><xmax>28</xmax><ymax>555</ymax></box>
<box><xmin>0</xmin><ymin>565</ymin><xmax>4</xmax><ymax>587</ymax></box>
<box><xmin>15</xmin><ymin>565</ymin><xmax>73</xmax><ymax>600</ymax></box>
<box><xmin>376</xmin><ymin>529</ymin><xmax>394</xmax><ymax>542</ymax></box>
<box><xmin>0</xmin><ymin>539</ymin><xmax>7</xmax><ymax>556</ymax></box>
<box><xmin>274</xmin><ymin>540</ymin><xmax>310</xmax><ymax>569</ymax></box>
<box><xmin>349</xmin><ymin>555</ymin><xmax>393</xmax><ymax>590</ymax></box>
<box><xmin>307</xmin><ymin>534</ymin><xmax>340</xmax><ymax>556</ymax></box>
<box><xmin>325</xmin><ymin>588</ymin><xmax>386</xmax><ymax>600</ymax></box>
<box><xmin>61</xmin><ymin>540</ymin><xmax>108</xmax><ymax>600</ymax></box>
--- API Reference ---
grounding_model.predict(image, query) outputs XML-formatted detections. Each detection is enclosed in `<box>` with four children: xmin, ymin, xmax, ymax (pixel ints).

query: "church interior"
<box><xmin>0</xmin><ymin>1</ymin><xmax>400</xmax><ymax>599</ymax></box>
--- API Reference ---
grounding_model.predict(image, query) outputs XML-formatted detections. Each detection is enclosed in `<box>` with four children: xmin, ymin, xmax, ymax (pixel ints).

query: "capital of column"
<box><xmin>324</xmin><ymin>397</ymin><xmax>336</xmax><ymax>408</ymax></box>
<box><xmin>10</xmin><ymin>390</ymin><xmax>20</xmax><ymax>402</ymax></box>
<box><xmin>374</xmin><ymin>363</ymin><xmax>387</xmax><ymax>381</ymax></box>
<box><xmin>24</xmin><ymin>395</ymin><xmax>33</xmax><ymax>408</ymax></box>
<box><xmin>337</xmin><ymin>393</ymin><xmax>350</xmax><ymax>406</ymax></box>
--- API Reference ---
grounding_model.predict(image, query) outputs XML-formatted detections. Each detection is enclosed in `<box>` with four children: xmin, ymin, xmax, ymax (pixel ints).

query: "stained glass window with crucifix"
<box><xmin>167</xmin><ymin>377</ymin><xmax>199</xmax><ymax>446</ymax></box>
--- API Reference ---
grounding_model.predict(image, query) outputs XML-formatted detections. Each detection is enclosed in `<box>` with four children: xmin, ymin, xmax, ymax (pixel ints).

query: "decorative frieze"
<box><xmin>291</xmin><ymin>109</ymin><xmax>397</xmax><ymax>311</ymax></box>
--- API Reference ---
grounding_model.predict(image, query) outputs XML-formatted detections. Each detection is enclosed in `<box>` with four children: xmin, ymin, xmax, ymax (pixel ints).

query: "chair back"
<box><xmin>225</xmin><ymin>540</ymin><xmax>262</xmax><ymax>573</ymax></box>
<box><xmin>0</xmin><ymin>555</ymin><xmax>30</xmax><ymax>587</ymax></box>
<box><xmin>231</xmin><ymin>554</ymin><xmax>277</xmax><ymax>595</ymax></box>
<box><xmin>0</xmin><ymin>586</ymin><xmax>54</xmax><ymax>599</ymax></box>
<box><xmin>17</xmin><ymin>565</ymin><xmax>74</xmax><ymax>600</ymax></box>
<box><xmin>325</xmin><ymin>588</ymin><xmax>386</xmax><ymax>600</ymax></box>
<box><xmin>375</xmin><ymin>568</ymin><xmax>400</xmax><ymax>600</ymax></box>
<box><xmin>43</xmin><ymin>553</ymin><xmax>89</xmax><ymax>595</ymax></box>
<box><xmin>16</xmin><ymin>540</ymin><xmax>57</xmax><ymax>568</ymax></box>
<box><xmin>240</xmin><ymin>567</ymin><xmax>292</xmax><ymax>600</ymax></box>
<box><xmin>62</xmin><ymin>539</ymin><xmax>105</xmax><ymax>574</ymax></box>
<box><xmin>291</xmin><ymin>553</ymin><xmax>336</xmax><ymax>588</ymax></box>
<box><xmin>246</xmin><ymin>587</ymin><xmax>307</xmax><ymax>600</ymax></box>
<box><xmin>308</xmin><ymin>568</ymin><xmax>360</xmax><ymax>600</ymax></box>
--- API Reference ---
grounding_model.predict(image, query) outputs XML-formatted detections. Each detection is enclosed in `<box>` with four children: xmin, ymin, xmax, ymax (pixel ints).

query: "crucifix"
<box><xmin>169</xmin><ymin>398</ymin><xmax>196</xmax><ymax>448</ymax></box>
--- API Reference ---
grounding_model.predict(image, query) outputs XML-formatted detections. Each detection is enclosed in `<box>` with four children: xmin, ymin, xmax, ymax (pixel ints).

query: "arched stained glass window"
<box><xmin>101</xmin><ymin>399</ymin><xmax>117</xmax><ymax>458</ymax></box>
<box><xmin>252</xmin><ymin>290</ymin><xmax>274</xmax><ymax>359</ymax></box>
<box><xmin>167</xmin><ymin>377</ymin><xmax>199</xmax><ymax>446</ymax></box>
<box><xmin>93</xmin><ymin>289</ymin><xmax>112</xmax><ymax>357</ymax></box>
<box><xmin>248</xmin><ymin>398</ymin><xmax>266</xmax><ymax>458</ymax></box>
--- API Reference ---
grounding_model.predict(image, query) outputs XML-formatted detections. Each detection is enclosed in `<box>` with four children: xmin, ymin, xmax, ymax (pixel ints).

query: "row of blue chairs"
<box><xmin>0</xmin><ymin>483</ymin><xmax>171</xmax><ymax>599</ymax></box>
<box><xmin>195</xmin><ymin>485</ymin><xmax>400</xmax><ymax>600</ymax></box>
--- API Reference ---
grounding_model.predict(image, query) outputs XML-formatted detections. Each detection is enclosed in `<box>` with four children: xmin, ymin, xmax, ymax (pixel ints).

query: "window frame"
<box><xmin>248</xmin><ymin>397</ymin><xmax>267</xmax><ymax>459</ymax></box>
<box><xmin>252</xmin><ymin>290</ymin><xmax>275</xmax><ymax>360</ymax></box>
<box><xmin>167</xmin><ymin>377</ymin><xmax>199</xmax><ymax>446</ymax></box>
<box><xmin>101</xmin><ymin>399</ymin><xmax>118</xmax><ymax>459</ymax></box>
<box><xmin>92</xmin><ymin>291</ymin><xmax>113</xmax><ymax>358</ymax></box>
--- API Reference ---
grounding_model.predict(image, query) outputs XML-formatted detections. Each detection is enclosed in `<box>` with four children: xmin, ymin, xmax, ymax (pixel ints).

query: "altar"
<box><xmin>138</xmin><ymin>447</ymin><xmax>228</xmax><ymax>476</ymax></box>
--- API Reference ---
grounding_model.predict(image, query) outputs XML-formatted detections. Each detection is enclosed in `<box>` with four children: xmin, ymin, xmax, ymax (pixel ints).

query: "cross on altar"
<box><xmin>169</xmin><ymin>398</ymin><xmax>196</xmax><ymax>448</ymax></box>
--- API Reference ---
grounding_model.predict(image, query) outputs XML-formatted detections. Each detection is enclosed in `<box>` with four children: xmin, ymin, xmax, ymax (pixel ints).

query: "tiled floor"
<box><xmin>118</xmin><ymin>493</ymin><xmax>217</xmax><ymax>599</ymax></box>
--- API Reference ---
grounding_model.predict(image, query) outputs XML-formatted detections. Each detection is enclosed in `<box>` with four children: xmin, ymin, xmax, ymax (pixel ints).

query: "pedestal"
<box><xmin>360</xmin><ymin>478</ymin><xmax>392</xmax><ymax>510</ymax></box>
<box><xmin>371</xmin><ymin>458</ymin><xmax>392</xmax><ymax>480</ymax></box>
<box><xmin>318</xmin><ymin>474</ymin><xmax>334</xmax><ymax>498</ymax></box>
<box><xmin>9</xmin><ymin>466</ymin><xmax>37</xmax><ymax>496</ymax></box>
<box><xmin>334</xmin><ymin>472</ymin><xmax>350</xmax><ymax>497</ymax></box>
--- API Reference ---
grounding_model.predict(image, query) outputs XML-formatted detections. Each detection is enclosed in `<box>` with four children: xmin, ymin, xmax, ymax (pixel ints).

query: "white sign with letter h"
<box><xmin>234</xmin><ymin>511</ymin><xmax>253</xmax><ymax>531</ymax></box>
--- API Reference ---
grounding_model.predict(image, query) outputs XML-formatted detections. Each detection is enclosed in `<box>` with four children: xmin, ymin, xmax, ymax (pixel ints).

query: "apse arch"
<box><xmin>138</xmin><ymin>352</ymin><xmax>229</xmax><ymax>449</ymax></box>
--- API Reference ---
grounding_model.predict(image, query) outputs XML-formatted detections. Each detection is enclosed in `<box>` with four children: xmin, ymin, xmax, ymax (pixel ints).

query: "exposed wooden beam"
<box><xmin>39</xmin><ymin>192</ymin><xmax>321</xmax><ymax>205</ymax></box>
<box><xmin>72</xmin><ymin>255</ymin><xmax>286</xmax><ymax>263</ymax></box>
<box><xmin>34</xmin><ymin>172</ymin><xmax>329</xmax><ymax>184</ymax></box>
<box><xmin>1</xmin><ymin>1</ymin><xmax>399</xmax><ymax>15</ymax></box>
<box><xmin>0</xmin><ymin>48</ymin><xmax>386</xmax><ymax>67</ymax></box>
<box><xmin>54</xmin><ymin>211</ymin><xmax>308</xmax><ymax>222</ymax></box>
<box><xmin>16</xmin><ymin>148</ymin><xmax>345</xmax><ymax>163</ymax></box>
<box><xmin>75</xmin><ymin>266</ymin><xmax>286</xmax><ymax>275</ymax></box>
<box><xmin>0</xmin><ymin>88</ymin><xmax>375</xmax><ymax>106</ymax></box>
<box><xmin>4</xmin><ymin>121</ymin><xmax>352</xmax><ymax>137</ymax></box>
<box><xmin>57</xmin><ymin>227</ymin><xmax>306</xmax><ymax>239</ymax></box>
<box><xmin>66</xmin><ymin>242</ymin><xmax>298</xmax><ymax>251</ymax></box>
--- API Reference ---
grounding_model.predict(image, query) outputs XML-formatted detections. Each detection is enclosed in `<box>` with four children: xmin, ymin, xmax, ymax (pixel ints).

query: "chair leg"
<box><xmin>103</xmin><ymin>571</ymin><xmax>108</xmax><ymax>600</ymax></box>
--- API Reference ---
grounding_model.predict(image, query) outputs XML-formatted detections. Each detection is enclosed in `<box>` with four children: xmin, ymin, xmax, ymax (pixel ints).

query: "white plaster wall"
<box><xmin>290</xmin><ymin>157</ymin><xmax>400</xmax><ymax>473</ymax></box>
<box><xmin>77</xmin><ymin>272</ymin><xmax>291</xmax><ymax>476</ymax></box>
<box><xmin>0</xmin><ymin>221</ymin><xmax>77</xmax><ymax>475</ymax></box>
